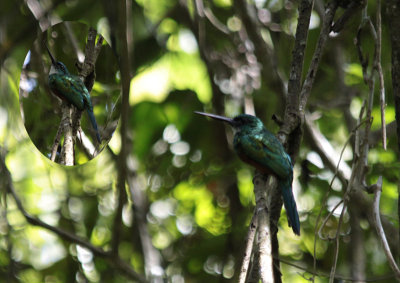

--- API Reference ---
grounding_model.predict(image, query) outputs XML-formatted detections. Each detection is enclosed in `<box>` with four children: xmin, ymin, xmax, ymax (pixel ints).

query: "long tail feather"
<box><xmin>86</xmin><ymin>108</ymin><xmax>101</xmax><ymax>143</ymax></box>
<box><xmin>279</xmin><ymin>179</ymin><xmax>300</xmax><ymax>235</ymax></box>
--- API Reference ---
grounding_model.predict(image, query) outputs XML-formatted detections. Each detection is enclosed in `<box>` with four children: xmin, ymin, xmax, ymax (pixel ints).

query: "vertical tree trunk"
<box><xmin>387</xmin><ymin>0</ymin><xmax>400</xmax><ymax>262</ymax></box>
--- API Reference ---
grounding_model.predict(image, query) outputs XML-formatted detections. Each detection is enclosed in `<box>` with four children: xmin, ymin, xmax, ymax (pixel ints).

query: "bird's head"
<box><xmin>195</xmin><ymin>112</ymin><xmax>264</xmax><ymax>132</ymax></box>
<box><xmin>44</xmin><ymin>43</ymin><xmax>70</xmax><ymax>75</ymax></box>
<box><xmin>50</xmin><ymin>61</ymin><xmax>69</xmax><ymax>76</ymax></box>
<box><xmin>231</xmin><ymin>114</ymin><xmax>264</xmax><ymax>131</ymax></box>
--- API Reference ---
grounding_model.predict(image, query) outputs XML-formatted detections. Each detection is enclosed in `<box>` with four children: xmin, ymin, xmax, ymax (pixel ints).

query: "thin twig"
<box><xmin>325</xmin><ymin>11</ymin><xmax>381</xmax><ymax>276</ymax></box>
<box><xmin>203</xmin><ymin>6</ymin><xmax>230</xmax><ymax>34</ymax></box>
<box><xmin>375</xmin><ymin>0</ymin><xmax>386</xmax><ymax>150</ymax></box>
<box><xmin>310</xmin><ymin>114</ymin><xmax>368</xmax><ymax>281</ymax></box>
<box><xmin>329</xmin><ymin>199</ymin><xmax>348</xmax><ymax>283</ymax></box>
<box><xmin>372</xmin><ymin>176</ymin><xmax>400</xmax><ymax>279</ymax></box>
<box><xmin>50</xmin><ymin>123</ymin><xmax>63</xmax><ymax>161</ymax></box>
<box><xmin>279</xmin><ymin>255</ymin><xmax>395</xmax><ymax>282</ymax></box>
<box><xmin>328</xmin><ymin>119</ymin><xmax>367</xmax><ymax>281</ymax></box>
<box><xmin>305</xmin><ymin>114</ymin><xmax>352</xmax><ymax>181</ymax></box>
<box><xmin>316</xmin><ymin>118</ymin><xmax>367</xmax><ymax>240</ymax></box>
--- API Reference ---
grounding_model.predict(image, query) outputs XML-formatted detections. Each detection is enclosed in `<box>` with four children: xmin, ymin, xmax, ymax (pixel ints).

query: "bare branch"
<box><xmin>331</xmin><ymin>0</ymin><xmax>363</xmax><ymax>33</ymax></box>
<box><xmin>283</xmin><ymin>0</ymin><xmax>314</xmax><ymax>137</ymax></box>
<box><xmin>50</xmin><ymin>121</ymin><xmax>63</xmax><ymax>162</ymax></box>
<box><xmin>79</xmin><ymin>27</ymin><xmax>104</xmax><ymax>90</ymax></box>
<box><xmin>375</xmin><ymin>0</ymin><xmax>386</xmax><ymax>150</ymax></box>
<box><xmin>203</xmin><ymin>7</ymin><xmax>230</xmax><ymax>34</ymax></box>
<box><xmin>299</xmin><ymin>1</ymin><xmax>338</xmax><ymax>113</ymax></box>
<box><xmin>372</xmin><ymin>176</ymin><xmax>400</xmax><ymax>279</ymax></box>
<box><xmin>239</xmin><ymin>211</ymin><xmax>257</xmax><ymax>283</ymax></box>
<box><xmin>253</xmin><ymin>173</ymin><xmax>274</xmax><ymax>283</ymax></box>
<box><xmin>59</xmin><ymin>104</ymin><xmax>74</xmax><ymax>165</ymax></box>
<box><xmin>72</xmin><ymin>27</ymin><xmax>104</xmax><ymax>146</ymax></box>
<box><xmin>195</xmin><ymin>0</ymin><xmax>230</xmax><ymax>34</ymax></box>
<box><xmin>305</xmin><ymin>114</ymin><xmax>352</xmax><ymax>181</ymax></box>
<box><xmin>306</xmin><ymin>116</ymin><xmax>399</xmax><ymax>248</ymax></box>
<box><xmin>329</xmin><ymin>198</ymin><xmax>348</xmax><ymax>283</ymax></box>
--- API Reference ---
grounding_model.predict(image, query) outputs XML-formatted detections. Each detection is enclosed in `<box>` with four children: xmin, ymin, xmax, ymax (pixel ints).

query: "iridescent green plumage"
<box><xmin>46</xmin><ymin>45</ymin><xmax>101</xmax><ymax>143</ymax></box>
<box><xmin>195</xmin><ymin>112</ymin><xmax>300</xmax><ymax>235</ymax></box>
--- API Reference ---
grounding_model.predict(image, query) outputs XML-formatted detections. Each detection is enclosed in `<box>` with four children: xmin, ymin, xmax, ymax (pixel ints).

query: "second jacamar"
<box><xmin>195</xmin><ymin>111</ymin><xmax>300</xmax><ymax>235</ymax></box>
<box><xmin>45</xmin><ymin>44</ymin><xmax>101</xmax><ymax>143</ymax></box>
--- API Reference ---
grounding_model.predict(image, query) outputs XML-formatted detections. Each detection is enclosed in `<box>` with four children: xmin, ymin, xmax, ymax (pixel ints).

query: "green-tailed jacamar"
<box><xmin>195</xmin><ymin>111</ymin><xmax>300</xmax><ymax>235</ymax></box>
<box><xmin>45</xmin><ymin>44</ymin><xmax>101</xmax><ymax>143</ymax></box>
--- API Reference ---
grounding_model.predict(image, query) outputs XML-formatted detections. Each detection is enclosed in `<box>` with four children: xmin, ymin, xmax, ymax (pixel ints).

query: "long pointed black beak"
<box><xmin>194</xmin><ymin>111</ymin><xmax>234</xmax><ymax>126</ymax></box>
<box><xmin>44</xmin><ymin>42</ymin><xmax>56</xmax><ymax>65</ymax></box>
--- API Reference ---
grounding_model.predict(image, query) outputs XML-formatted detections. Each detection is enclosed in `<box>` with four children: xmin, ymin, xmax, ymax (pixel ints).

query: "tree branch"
<box><xmin>72</xmin><ymin>27</ymin><xmax>103</xmax><ymax>148</ymax></box>
<box><xmin>372</xmin><ymin>176</ymin><xmax>400</xmax><ymax>279</ymax></box>
<box><xmin>238</xmin><ymin>210</ymin><xmax>257</xmax><ymax>283</ymax></box>
<box><xmin>59</xmin><ymin>104</ymin><xmax>74</xmax><ymax>165</ymax></box>
<box><xmin>375</xmin><ymin>0</ymin><xmax>386</xmax><ymax>150</ymax></box>
<box><xmin>253</xmin><ymin>173</ymin><xmax>274</xmax><ymax>283</ymax></box>
<box><xmin>0</xmin><ymin>148</ymin><xmax>147</xmax><ymax>282</ymax></box>
<box><xmin>283</xmin><ymin>0</ymin><xmax>314</xmax><ymax>137</ymax></box>
<box><xmin>299</xmin><ymin>1</ymin><xmax>338</xmax><ymax>113</ymax></box>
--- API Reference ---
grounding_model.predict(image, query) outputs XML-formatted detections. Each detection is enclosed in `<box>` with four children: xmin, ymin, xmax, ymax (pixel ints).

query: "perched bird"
<box><xmin>45</xmin><ymin>44</ymin><xmax>101</xmax><ymax>143</ymax></box>
<box><xmin>195</xmin><ymin>111</ymin><xmax>300</xmax><ymax>235</ymax></box>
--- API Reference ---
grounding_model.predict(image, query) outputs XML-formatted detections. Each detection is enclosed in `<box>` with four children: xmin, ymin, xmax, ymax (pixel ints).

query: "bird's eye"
<box><xmin>57</xmin><ymin>63</ymin><xmax>66</xmax><ymax>72</ymax></box>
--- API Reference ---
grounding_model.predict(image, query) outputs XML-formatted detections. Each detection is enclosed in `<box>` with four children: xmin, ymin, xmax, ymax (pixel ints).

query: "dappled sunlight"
<box><xmin>130</xmin><ymin>51</ymin><xmax>211</xmax><ymax>105</ymax></box>
<box><xmin>173</xmin><ymin>182</ymin><xmax>230</xmax><ymax>235</ymax></box>
<box><xmin>176</xmin><ymin>215</ymin><xmax>194</xmax><ymax>235</ymax></box>
<box><xmin>26</xmin><ymin>228</ymin><xmax>66</xmax><ymax>270</ymax></box>
<box><xmin>130</xmin><ymin>65</ymin><xmax>170</xmax><ymax>104</ymax></box>
<box><xmin>237</xmin><ymin>169</ymin><xmax>255</xmax><ymax>206</ymax></box>
<box><xmin>163</xmin><ymin>124</ymin><xmax>180</xmax><ymax>144</ymax></box>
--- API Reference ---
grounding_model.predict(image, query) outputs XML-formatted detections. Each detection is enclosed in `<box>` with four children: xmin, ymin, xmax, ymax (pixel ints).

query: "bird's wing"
<box><xmin>65</xmin><ymin>75</ymin><xmax>94</xmax><ymax>111</ymax></box>
<box><xmin>237</xmin><ymin>132</ymin><xmax>292</xmax><ymax>179</ymax></box>
<box><xmin>49</xmin><ymin>74</ymin><xmax>85</xmax><ymax>110</ymax></box>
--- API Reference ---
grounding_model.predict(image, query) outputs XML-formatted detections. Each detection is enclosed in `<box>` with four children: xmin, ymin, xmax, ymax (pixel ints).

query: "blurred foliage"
<box><xmin>0</xmin><ymin>0</ymin><xmax>399</xmax><ymax>282</ymax></box>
